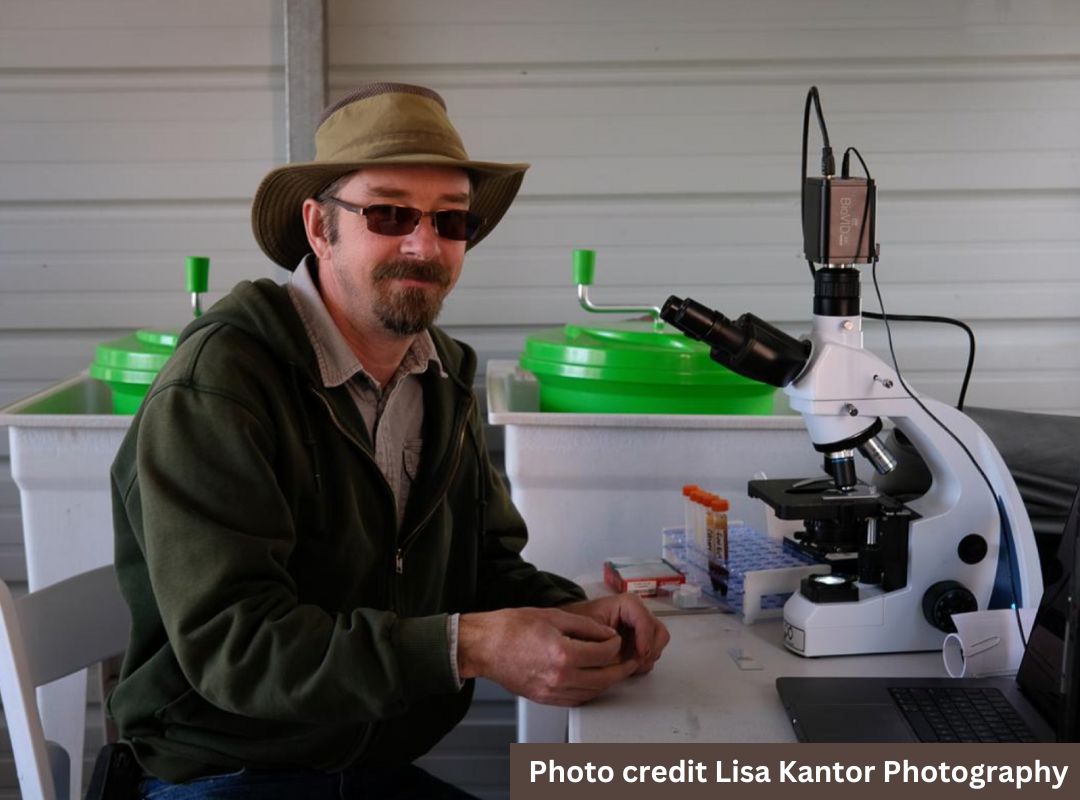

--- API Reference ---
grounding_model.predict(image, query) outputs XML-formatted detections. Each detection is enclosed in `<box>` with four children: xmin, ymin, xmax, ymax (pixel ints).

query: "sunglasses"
<box><xmin>325</xmin><ymin>197</ymin><xmax>484</xmax><ymax>243</ymax></box>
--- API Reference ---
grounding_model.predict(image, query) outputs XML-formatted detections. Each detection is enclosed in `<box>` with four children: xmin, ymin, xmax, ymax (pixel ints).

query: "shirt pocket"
<box><xmin>402</xmin><ymin>438</ymin><xmax>423</xmax><ymax>483</ymax></box>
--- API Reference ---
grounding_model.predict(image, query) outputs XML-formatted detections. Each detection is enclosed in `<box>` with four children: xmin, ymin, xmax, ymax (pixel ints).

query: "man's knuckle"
<box><xmin>549</xmin><ymin>645</ymin><xmax>571</xmax><ymax>669</ymax></box>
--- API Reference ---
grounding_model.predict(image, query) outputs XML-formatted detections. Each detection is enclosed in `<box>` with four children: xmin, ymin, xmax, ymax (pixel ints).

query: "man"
<box><xmin>108</xmin><ymin>83</ymin><xmax>669</xmax><ymax>798</ymax></box>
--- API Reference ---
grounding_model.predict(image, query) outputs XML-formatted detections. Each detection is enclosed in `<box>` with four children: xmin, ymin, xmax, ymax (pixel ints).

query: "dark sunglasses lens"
<box><xmin>433</xmin><ymin>210</ymin><xmax>484</xmax><ymax>242</ymax></box>
<box><xmin>364</xmin><ymin>205</ymin><xmax>422</xmax><ymax>236</ymax></box>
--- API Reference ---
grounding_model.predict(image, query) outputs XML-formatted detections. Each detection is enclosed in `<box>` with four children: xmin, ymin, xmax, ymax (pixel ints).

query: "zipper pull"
<box><xmin>395</xmin><ymin>549</ymin><xmax>404</xmax><ymax>575</ymax></box>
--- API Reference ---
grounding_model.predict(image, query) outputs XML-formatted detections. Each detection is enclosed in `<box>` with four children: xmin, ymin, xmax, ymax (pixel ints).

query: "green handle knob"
<box><xmin>572</xmin><ymin>249</ymin><xmax>595</xmax><ymax>286</ymax></box>
<box><xmin>185</xmin><ymin>256</ymin><xmax>210</xmax><ymax>293</ymax></box>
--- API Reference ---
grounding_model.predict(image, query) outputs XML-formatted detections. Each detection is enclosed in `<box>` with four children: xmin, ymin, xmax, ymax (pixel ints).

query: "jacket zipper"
<box><xmin>394</xmin><ymin>394</ymin><xmax>474</xmax><ymax>575</ymax></box>
<box><xmin>308</xmin><ymin>385</ymin><xmax>474</xmax><ymax>578</ymax></box>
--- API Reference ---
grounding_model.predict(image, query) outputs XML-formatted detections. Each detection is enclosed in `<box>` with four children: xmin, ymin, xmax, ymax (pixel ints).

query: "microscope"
<box><xmin>660</xmin><ymin>90</ymin><xmax>1043</xmax><ymax>657</ymax></box>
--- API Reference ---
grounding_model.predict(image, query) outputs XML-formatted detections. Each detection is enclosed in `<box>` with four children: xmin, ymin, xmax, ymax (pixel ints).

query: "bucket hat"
<box><xmin>252</xmin><ymin>82</ymin><xmax>529</xmax><ymax>269</ymax></box>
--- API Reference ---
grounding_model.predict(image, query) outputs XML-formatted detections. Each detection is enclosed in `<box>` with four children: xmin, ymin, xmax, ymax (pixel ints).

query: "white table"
<box><xmin>570</xmin><ymin>612</ymin><xmax>947</xmax><ymax>743</ymax></box>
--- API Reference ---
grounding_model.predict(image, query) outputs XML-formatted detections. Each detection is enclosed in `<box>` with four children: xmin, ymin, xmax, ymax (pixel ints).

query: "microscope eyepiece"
<box><xmin>660</xmin><ymin>295</ymin><xmax>810</xmax><ymax>388</ymax></box>
<box><xmin>661</xmin><ymin>295</ymin><xmax>747</xmax><ymax>352</ymax></box>
<box><xmin>660</xmin><ymin>295</ymin><xmax>688</xmax><ymax>325</ymax></box>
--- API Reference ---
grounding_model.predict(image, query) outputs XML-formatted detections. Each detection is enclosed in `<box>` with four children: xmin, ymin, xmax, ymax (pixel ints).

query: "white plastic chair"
<box><xmin>0</xmin><ymin>565</ymin><xmax>131</xmax><ymax>800</ymax></box>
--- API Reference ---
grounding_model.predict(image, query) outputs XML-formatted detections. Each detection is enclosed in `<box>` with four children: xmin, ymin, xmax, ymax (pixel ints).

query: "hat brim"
<box><xmin>251</xmin><ymin>155</ymin><xmax>528</xmax><ymax>269</ymax></box>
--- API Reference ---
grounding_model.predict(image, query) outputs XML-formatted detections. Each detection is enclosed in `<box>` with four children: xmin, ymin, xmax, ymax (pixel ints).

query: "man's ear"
<box><xmin>302</xmin><ymin>198</ymin><xmax>332</xmax><ymax>261</ymax></box>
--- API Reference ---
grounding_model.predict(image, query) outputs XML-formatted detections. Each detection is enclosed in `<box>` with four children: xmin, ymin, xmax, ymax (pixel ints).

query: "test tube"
<box><xmin>681</xmin><ymin>484</ymin><xmax>699</xmax><ymax>542</ymax></box>
<box><xmin>690</xmin><ymin>489</ymin><xmax>708</xmax><ymax>553</ymax></box>
<box><xmin>704</xmin><ymin>498</ymin><xmax>717</xmax><ymax>558</ymax></box>
<box><xmin>714</xmin><ymin>497</ymin><xmax>730</xmax><ymax>562</ymax></box>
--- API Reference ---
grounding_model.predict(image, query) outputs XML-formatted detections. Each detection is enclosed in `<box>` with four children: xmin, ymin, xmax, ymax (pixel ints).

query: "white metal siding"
<box><xmin>2</xmin><ymin>1</ymin><xmax>1080</xmax><ymax>797</ymax></box>
<box><xmin>327</xmin><ymin>0</ymin><xmax>1080</xmax><ymax>418</ymax></box>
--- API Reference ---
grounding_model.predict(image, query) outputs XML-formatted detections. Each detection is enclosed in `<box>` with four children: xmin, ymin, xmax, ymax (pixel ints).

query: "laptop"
<box><xmin>776</xmin><ymin>482</ymin><xmax>1080</xmax><ymax>743</ymax></box>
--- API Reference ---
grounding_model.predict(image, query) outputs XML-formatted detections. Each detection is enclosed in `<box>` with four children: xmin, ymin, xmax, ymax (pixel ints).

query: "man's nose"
<box><xmin>398</xmin><ymin>216</ymin><xmax>441</xmax><ymax>260</ymax></box>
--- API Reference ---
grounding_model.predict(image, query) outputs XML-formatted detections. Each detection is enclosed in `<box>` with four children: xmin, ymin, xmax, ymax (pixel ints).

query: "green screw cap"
<box><xmin>185</xmin><ymin>256</ymin><xmax>210</xmax><ymax>293</ymax></box>
<box><xmin>572</xmin><ymin>249</ymin><xmax>595</xmax><ymax>286</ymax></box>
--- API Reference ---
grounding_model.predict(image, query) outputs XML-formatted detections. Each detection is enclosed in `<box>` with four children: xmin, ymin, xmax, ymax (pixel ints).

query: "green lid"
<box><xmin>523</xmin><ymin>322</ymin><xmax>762</xmax><ymax>386</ymax></box>
<box><xmin>520</xmin><ymin>322</ymin><xmax>776</xmax><ymax>414</ymax></box>
<box><xmin>86</xmin><ymin>257</ymin><xmax>208</xmax><ymax>412</ymax></box>
<box><xmin>135</xmin><ymin>328</ymin><xmax>179</xmax><ymax>349</ymax></box>
<box><xmin>89</xmin><ymin>330</ymin><xmax>177</xmax><ymax>379</ymax></box>
<box><xmin>88</xmin><ymin>329</ymin><xmax>179</xmax><ymax>413</ymax></box>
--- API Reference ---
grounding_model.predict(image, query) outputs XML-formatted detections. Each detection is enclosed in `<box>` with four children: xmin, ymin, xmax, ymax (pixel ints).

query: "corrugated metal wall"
<box><xmin>2</xmin><ymin>1</ymin><xmax>1079</xmax><ymax>797</ymax></box>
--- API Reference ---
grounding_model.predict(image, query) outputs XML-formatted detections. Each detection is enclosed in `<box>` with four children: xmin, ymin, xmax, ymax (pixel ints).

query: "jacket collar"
<box><xmin>177</xmin><ymin>278</ymin><xmax>477</xmax><ymax>452</ymax></box>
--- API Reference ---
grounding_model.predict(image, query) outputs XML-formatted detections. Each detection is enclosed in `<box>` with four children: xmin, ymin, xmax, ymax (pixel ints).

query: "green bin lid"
<box><xmin>521</xmin><ymin>322</ymin><xmax>762</xmax><ymax>387</ymax></box>
<box><xmin>86</xmin><ymin>255</ymin><xmax>208</xmax><ymax>413</ymax></box>
<box><xmin>88</xmin><ymin>328</ymin><xmax>178</xmax><ymax>386</ymax></box>
<box><xmin>520</xmin><ymin>321</ymin><xmax>776</xmax><ymax>414</ymax></box>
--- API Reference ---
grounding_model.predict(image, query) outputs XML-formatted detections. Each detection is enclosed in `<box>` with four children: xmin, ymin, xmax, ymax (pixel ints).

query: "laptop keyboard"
<box><xmin>889</xmin><ymin>687</ymin><xmax>1038</xmax><ymax>742</ymax></box>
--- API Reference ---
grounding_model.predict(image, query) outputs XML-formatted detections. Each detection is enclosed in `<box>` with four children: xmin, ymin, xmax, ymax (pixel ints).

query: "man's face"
<box><xmin>308</xmin><ymin>165</ymin><xmax>471</xmax><ymax>338</ymax></box>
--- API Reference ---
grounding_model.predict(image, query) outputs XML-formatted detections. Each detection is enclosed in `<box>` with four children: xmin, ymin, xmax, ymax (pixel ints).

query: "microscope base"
<box><xmin>782</xmin><ymin>590</ymin><xmax>945</xmax><ymax>657</ymax></box>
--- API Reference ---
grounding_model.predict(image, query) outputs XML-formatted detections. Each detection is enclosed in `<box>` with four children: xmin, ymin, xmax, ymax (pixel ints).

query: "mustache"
<box><xmin>372</xmin><ymin>259</ymin><xmax>451</xmax><ymax>288</ymax></box>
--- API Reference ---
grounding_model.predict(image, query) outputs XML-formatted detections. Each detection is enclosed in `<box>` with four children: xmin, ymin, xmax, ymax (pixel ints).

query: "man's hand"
<box><xmin>560</xmin><ymin>593</ymin><xmax>670</xmax><ymax>675</ymax></box>
<box><xmin>458</xmin><ymin>607</ymin><xmax>640</xmax><ymax>706</ymax></box>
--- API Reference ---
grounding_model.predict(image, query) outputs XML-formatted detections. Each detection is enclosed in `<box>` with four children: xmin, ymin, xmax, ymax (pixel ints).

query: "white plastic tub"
<box><xmin>0</xmin><ymin>373</ymin><xmax>132</xmax><ymax>799</ymax></box>
<box><xmin>1</xmin><ymin>375</ymin><xmax>128</xmax><ymax>587</ymax></box>
<box><xmin>486</xmin><ymin>360</ymin><xmax>822</xmax><ymax>579</ymax></box>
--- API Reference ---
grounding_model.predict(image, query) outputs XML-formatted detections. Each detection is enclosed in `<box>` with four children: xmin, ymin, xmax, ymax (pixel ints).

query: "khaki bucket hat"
<box><xmin>252</xmin><ymin>82</ymin><xmax>529</xmax><ymax>269</ymax></box>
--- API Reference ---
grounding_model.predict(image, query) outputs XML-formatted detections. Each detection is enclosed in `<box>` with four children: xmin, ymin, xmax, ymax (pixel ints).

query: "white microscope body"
<box><xmin>780</xmin><ymin>311</ymin><xmax>1044</xmax><ymax>657</ymax></box>
<box><xmin>659</xmin><ymin>280</ymin><xmax>1044</xmax><ymax>659</ymax></box>
<box><xmin>660</xmin><ymin>85</ymin><xmax>1043</xmax><ymax>658</ymax></box>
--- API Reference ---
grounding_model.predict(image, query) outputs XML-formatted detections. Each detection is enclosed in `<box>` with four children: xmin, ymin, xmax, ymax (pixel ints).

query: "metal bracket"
<box><xmin>284</xmin><ymin>0</ymin><xmax>327</xmax><ymax>164</ymax></box>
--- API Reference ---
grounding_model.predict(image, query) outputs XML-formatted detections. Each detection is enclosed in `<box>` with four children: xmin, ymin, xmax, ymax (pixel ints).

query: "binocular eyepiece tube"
<box><xmin>661</xmin><ymin>295</ymin><xmax>811</xmax><ymax>388</ymax></box>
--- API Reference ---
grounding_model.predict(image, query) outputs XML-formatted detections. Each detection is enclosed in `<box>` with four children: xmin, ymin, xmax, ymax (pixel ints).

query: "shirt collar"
<box><xmin>287</xmin><ymin>254</ymin><xmax>445</xmax><ymax>390</ymax></box>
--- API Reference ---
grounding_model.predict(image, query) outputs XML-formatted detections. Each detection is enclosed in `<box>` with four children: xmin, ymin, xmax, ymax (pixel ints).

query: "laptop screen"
<box><xmin>1016</xmin><ymin>484</ymin><xmax>1080</xmax><ymax>740</ymax></box>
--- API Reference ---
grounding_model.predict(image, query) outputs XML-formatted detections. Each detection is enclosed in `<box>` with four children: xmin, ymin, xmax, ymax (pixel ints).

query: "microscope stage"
<box><xmin>747</xmin><ymin>477</ymin><xmax>905</xmax><ymax>521</ymax></box>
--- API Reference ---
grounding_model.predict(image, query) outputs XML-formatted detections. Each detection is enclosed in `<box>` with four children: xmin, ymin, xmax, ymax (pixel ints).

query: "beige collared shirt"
<box><xmin>287</xmin><ymin>255</ymin><xmax>445</xmax><ymax>526</ymax></box>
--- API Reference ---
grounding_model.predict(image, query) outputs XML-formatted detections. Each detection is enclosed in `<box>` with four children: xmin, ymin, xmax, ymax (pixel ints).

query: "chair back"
<box><xmin>0</xmin><ymin>566</ymin><xmax>131</xmax><ymax>800</ymax></box>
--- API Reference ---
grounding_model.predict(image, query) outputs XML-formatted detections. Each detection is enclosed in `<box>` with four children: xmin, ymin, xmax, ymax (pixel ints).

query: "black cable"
<box><xmin>844</xmin><ymin>146</ymin><xmax>875</xmax><ymax>263</ymax></box>
<box><xmin>870</xmin><ymin>259</ymin><xmax>1030</xmax><ymax>648</ymax></box>
<box><xmin>863</xmin><ymin>312</ymin><xmax>976</xmax><ymax>412</ymax></box>
<box><xmin>843</xmin><ymin>145</ymin><xmax>976</xmax><ymax>411</ymax></box>
<box><xmin>801</xmin><ymin>87</ymin><xmax>834</xmax><ymax>279</ymax></box>
<box><xmin>841</xmin><ymin>144</ymin><xmax>867</xmax><ymax>181</ymax></box>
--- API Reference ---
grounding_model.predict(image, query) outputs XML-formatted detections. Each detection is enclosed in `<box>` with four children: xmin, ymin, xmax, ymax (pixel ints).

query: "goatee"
<box><xmin>372</xmin><ymin>259</ymin><xmax>451</xmax><ymax>336</ymax></box>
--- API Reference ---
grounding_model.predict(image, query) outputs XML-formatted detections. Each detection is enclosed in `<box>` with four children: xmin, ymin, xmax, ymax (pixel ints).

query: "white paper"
<box><xmin>942</xmin><ymin>608</ymin><xmax>1037</xmax><ymax>678</ymax></box>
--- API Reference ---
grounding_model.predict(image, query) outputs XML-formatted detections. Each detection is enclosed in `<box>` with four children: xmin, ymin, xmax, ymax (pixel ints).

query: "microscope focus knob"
<box><xmin>922</xmin><ymin>580</ymin><xmax>978</xmax><ymax>633</ymax></box>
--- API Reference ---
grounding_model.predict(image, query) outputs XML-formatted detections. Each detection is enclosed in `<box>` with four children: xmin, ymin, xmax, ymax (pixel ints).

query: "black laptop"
<box><xmin>776</xmin><ymin>483</ymin><xmax>1080</xmax><ymax>743</ymax></box>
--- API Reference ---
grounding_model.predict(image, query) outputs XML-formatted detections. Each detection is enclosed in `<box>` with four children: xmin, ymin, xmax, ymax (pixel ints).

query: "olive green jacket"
<box><xmin>108</xmin><ymin>279</ymin><xmax>583</xmax><ymax>782</ymax></box>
